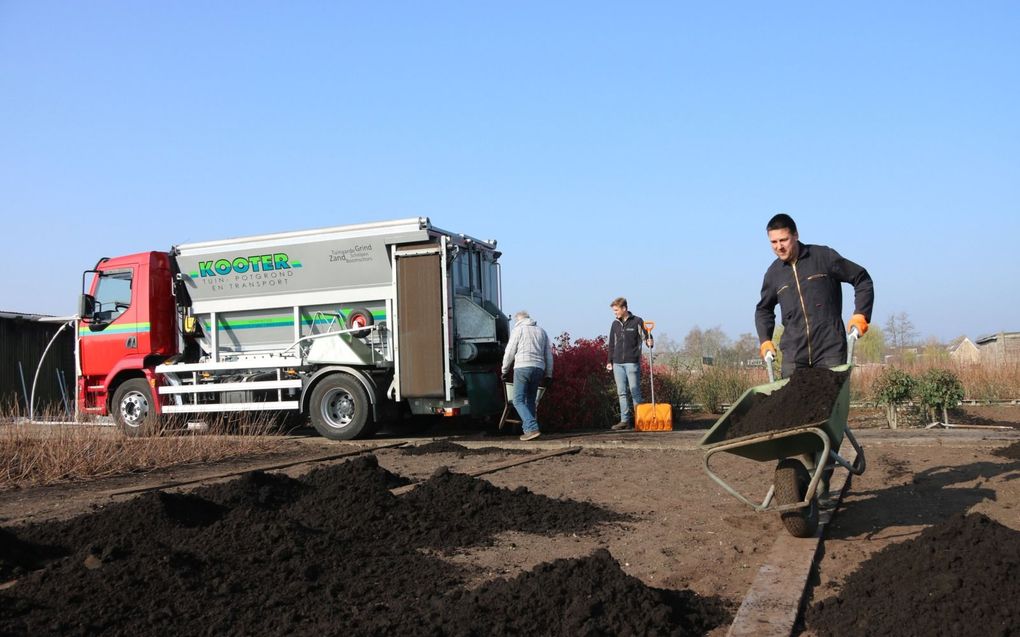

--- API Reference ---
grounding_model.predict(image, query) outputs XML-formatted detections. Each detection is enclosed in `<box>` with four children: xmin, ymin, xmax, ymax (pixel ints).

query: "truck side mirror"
<box><xmin>79</xmin><ymin>294</ymin><xmax>96</xmax><ymax>320</ymax></box>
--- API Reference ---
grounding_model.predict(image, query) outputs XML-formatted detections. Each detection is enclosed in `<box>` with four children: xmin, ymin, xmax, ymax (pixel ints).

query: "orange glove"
<box><xmin>760</xmin><ymin>341</ymin><xmax>776</xmax><ymax>359</ymax></box>
<box><xmin>847</xmin><ymin>314</ymin><xmax>869</xmax><ymax>335</ymax></box>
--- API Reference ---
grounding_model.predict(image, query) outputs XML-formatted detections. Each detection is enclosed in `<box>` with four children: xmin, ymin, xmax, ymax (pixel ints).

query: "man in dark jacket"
<box><xmin>755</xmin><ymin>214</ymin><xmax>874</xmax><ymax>377</ymax></box>
<box><xmin>755</xmin><ymin>213</ymin><xmax>874</xmax><ymax>504</ymax></box>
<box><xmin>606</xmin><ymin>297</ymin><xmax>653</xmax><ymax>431</ymax></box>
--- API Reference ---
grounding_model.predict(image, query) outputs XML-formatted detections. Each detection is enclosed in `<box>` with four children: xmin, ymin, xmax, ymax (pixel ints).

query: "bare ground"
<box><xmin>2</xmin><ymin>407</ymin><xmax>1019</xmax><ymax>634</ymax></box>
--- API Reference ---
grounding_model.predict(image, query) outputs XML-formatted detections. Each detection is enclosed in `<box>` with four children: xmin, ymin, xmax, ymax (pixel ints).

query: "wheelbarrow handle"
<box><xmin>847</xmin><ymin>328</ymin><xmax>859</xmax><ymax>365</ymax></box>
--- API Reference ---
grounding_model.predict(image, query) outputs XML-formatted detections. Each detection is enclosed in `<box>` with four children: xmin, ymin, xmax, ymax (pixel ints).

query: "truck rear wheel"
<box><xmin>774</xmin><ymin>458</ymin><xmax>819</xmax><ymax>538</ymax></box>
<box><xmin>112</xmin><ymin>378</ymin><xmax>158</xmax><ymax>437</ymax></box>
<box><xmin>309</xmin><ymin>374</ymin><xmax>373</xmax><ymax>440</ymax></box>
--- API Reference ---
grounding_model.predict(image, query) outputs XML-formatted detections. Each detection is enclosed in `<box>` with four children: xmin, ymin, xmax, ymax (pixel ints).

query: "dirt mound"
<box><xmin>0</xmin><ymin>528</ymin><xmax>63</xmax><ymax>581</ymax></box>
<box><xmin>399</xmin><ymin>465</ymin><xmax>627</xmax><ymax>550</ymax></box>
<box><xmin>437</xmin><ymin>549</ymin><xmax>730</xmax><ymax>636</ymax></box>
<box><xmin>0</xmin><ymin>455</ymin><xmax>725</xmax><ymax>636</ymax></box>
<box><xmin>724</xmin><ymin>367</ymin><xmax>849</xmax><ymax>440</ymax></box>
<box><xmin>992</xmin><ymin>441</ymin><xmax>1020</xmax><ymax>460</ymax></box>
<box><xmin>806</xmin><ymin>512</ymin><xmax>1020</xmax><ymax>637</ymax></box>
<box><xmin>400</xmin><ymin>440</ymin><xmax>531</xmax><ymax>456</ymax></box>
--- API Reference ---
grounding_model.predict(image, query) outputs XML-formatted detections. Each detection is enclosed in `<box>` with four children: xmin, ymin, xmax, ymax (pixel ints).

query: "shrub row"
<box><xmin>871</xmin><ymin>366</ymin><xmax>966</xmax><ymax>428</ymax></box>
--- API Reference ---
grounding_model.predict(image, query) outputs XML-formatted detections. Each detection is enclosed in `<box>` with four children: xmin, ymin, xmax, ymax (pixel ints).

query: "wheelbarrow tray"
<box><xmin>697</xmin><ymin>363</ymin><xmax>865</xmax><ymax>515</ymax></box>
<box><xmin>698</xmin><ymin>363</ymin><xmax>852</xmax><ymax>462</ymax></box>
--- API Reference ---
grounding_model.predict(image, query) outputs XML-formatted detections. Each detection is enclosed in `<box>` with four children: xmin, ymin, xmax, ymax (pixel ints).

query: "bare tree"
<box><xmin>652</xmin><ymin>332</ymin><xmax>680</xmax><ymax>354</ymax></box>
<box><xmin>719</xmin><ymin>332</ymin><xmax>759</xmax><ymax>366</ymax></box>
<box><xmin>884</xmin><ymin>312</ymin><xmax>918</xmax><ymax>352</ymax></box>
<box><xmin>681</xmin><ymin>326</ymin><xmax>704</xmax><ymax>359</ymax></box>
<box><xmin>702</xmin><ymin>327</ymin><xmax>729</xmax><ymax>361</ymax></box>
<box><xmin>681</xmin><ymin>325</ymin><xmax>730</xmax><ymax>364</ymax></box>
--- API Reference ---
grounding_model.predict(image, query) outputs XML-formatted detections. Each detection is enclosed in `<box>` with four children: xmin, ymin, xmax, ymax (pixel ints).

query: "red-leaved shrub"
<box><xmin>538</xmin><ymin>333</ymin><xmax>617</xmax><ymax>430</ymax></box>
<box><xmin>537</xmin><ymin>333</ymin><xmax>692</xmax><ymax>430</ymax></box>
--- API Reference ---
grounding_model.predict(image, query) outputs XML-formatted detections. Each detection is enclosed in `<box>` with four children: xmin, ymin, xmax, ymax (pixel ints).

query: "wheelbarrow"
<box><xmin>698</xmin><ymin>331</ymin><xmax>867</xmax><ymax>537</ymax></box>
<box><xmin>497</xmin><ymin>381</ymin><xmax>547</xmax><ymax>431</ymax></box>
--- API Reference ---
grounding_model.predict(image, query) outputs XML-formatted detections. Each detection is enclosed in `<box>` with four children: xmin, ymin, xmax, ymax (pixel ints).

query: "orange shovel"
<box><xmin>635</xmin><ymin>321</ymin><xmax>673</xmax><ymax>431</ymax></box>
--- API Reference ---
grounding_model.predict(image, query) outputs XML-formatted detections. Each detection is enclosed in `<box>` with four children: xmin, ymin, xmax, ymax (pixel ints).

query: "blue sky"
<box><xmin>2</xmin><ymin>2</ymin><xmax>1018</xmax><ymax>345</ymax></box>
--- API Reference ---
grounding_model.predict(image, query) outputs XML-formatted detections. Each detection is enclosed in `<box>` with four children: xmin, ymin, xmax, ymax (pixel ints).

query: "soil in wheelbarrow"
<box><xmin>723</xmin><ymin>367</ymin><xmax>849</xmax><ymax>440</ymax></box>
<box><xmin>805</xmin><ymin>512</ymin><xmax>1020</xmax><ymax>637</ymax></box>
<box><xmin>0</xmin><ymin>455</ymin><xmax>728</xmax><ymax>636</ymax></box>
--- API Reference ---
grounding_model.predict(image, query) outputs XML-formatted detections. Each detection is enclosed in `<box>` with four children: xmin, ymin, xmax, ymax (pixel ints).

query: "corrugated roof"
<box><xmin>0</xmin><ymin>311</ymin><xmax>48</xmax><ymax>320</ymax></box>
<box><xmin>975</xmin><ymin>332</ymin><xmax>1020</xmax><ymax>345</ymax></box>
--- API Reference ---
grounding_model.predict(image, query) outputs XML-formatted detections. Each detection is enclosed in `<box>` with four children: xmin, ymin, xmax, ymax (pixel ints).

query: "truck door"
<box><xmin>80</xmin><ymin>267</ymin><xmax>140</xmax><ymax>379</ymax></box>
<box><xmin>394</xmin><ymin>242</ymin><xmax>448</xmax><ymax>398</ymax></box>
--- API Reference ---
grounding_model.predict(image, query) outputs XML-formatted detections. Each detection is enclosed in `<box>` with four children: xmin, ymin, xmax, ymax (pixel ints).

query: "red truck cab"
<box><xmin>77</xmin><ymin>251</ymin><xmax>178</xmax><ymax>425</ymax></box>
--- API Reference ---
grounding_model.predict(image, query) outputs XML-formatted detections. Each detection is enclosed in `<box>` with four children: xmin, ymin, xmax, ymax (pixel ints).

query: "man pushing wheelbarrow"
<box><xmin>754</xmin><ymin>213</ymin><xmax>874</xmax><ymax>502</ymax></box>
<box><xmin>700</xmin><ymin>214</ymin><xmax>874</xmax><ymax>538</ymax></box>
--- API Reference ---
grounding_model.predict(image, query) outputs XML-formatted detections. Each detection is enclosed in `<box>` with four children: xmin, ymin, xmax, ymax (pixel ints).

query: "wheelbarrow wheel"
<box><xmin>774</xmin><ymin>459</ymin><xmax>819</xmax><ymax>538</ymax></box>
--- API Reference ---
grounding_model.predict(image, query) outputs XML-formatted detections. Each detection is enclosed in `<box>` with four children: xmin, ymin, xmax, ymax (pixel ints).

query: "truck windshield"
<box><xmin>93</xmin><ymin>270</ymin><xmax>133</xmax><ymax>323</ymax></box>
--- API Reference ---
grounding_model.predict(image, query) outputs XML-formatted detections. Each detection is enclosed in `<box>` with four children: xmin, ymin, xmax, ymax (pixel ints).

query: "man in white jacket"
<box><xmin>501</xmin><ymin>311</ymin><xmax>554</xmax><ymax>441</ymax></box>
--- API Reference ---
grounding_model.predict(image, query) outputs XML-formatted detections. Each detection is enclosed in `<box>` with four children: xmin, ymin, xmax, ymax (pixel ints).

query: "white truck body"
<box><xmin>152</xmin><ymin>217</ymin><xmax>506</xmax><ymax>437</ymax></box>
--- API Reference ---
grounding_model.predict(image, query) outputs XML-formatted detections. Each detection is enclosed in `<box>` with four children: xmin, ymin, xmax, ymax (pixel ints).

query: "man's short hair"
<box><xmin>609</xmin><ymin>297</ymin><xmax>628</xmax><ymax>309</ymax></box>
<box><xmin>767</xmin><ymin>213</ymin><xmax>797</xmax><ymax>235</ymax></box>
<box><xmin>514</xmin><ymin>310</ymin><xmax>530</xmax><ymax>320</ymax></box>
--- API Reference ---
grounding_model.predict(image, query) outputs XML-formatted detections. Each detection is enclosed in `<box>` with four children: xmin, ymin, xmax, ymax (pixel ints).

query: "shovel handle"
<box><xmin>643</xmin><ymin>321</ymin><xmax>655</xmax><ymax>332</ymax></box>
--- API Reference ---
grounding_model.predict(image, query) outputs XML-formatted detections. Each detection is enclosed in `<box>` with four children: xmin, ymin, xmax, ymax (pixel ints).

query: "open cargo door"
<box><xmin>395</xmin><ymin>243</ymin><xmax>447</xmax><ymax>398</ymax></box>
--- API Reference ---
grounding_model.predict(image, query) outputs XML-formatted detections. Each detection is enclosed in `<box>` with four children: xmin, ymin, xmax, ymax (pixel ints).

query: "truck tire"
<box><xmin>774</xmin><ymin>458</ymin><xmax>819</xmax><ymax>538</ymax></box>
<box><xmin>309</xmin><ymin>374</ymin><xmax>373</xmax><ymax>440</ymax></box>
<box><xmin>345</xmin><ymin>307</ymin><xmax>374</xmax><ymax>338</ymax></box>
<box><xmin>112</xmin><ymin>378</ymin><xmax>158</xmax><ymax>437</ymax></box>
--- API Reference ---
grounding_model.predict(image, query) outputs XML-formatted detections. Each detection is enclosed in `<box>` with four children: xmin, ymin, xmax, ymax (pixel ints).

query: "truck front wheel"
<box><xmin>309</xmin><ymin>374</ymin><xmax>372</xmax><ymax>440</ymax></box>
<box><xmin>112</xmin><ymin>378</ymin><xmax>158</xmax><ymax>437</ymax></box>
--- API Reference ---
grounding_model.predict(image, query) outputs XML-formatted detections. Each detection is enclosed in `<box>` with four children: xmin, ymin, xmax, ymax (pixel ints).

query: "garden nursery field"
<box><xmin>1</xmin><ymin>344</ymin><xmax>1019</xmax><ymax>636</ymax></box>
<box><xmin>1</xmin><ymin>404</ymin><xmax>1018</xmax><ymax>635</ymax></box>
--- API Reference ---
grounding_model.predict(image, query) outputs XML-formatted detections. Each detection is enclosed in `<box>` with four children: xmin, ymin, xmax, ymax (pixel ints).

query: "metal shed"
<box><xmin>0</xmin><ymin>311</ymin><xmax>76</xmax><ymax>416</ymax></box>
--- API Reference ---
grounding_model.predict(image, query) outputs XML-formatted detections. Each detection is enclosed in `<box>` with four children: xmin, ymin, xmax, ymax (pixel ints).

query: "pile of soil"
<box><xmin>724</xmin><ymin>368</ymin><xmax>849</xmax><ymax>440</ymax></box>
<box><xmin>438</xmin><ymin>549</ymin><xmax>730</xmax><ymax>636</ymax></box>
<box><xmin>400</xmin><ymin>440</ymin><xmax>531</xmax><ymax>456</ymax></box>
<box><xmin>806</xmin><ymin>512</ymin><xmax>1020</xmax><ymax>637</ymax></box>
<box><xmin>0</xmin><ymin>455</ymin><xmax>727</xmax><ymax>636</ymax></box>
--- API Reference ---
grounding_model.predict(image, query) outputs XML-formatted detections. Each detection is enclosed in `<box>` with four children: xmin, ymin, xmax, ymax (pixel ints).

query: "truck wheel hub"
<box><xmin>322</xmin><ymin>389</ymin><xmax>355</xmax><ymax>428</ymax></box>
<box><xmin>121</xmin><ymin>392</ymin><xmax>149</xmax><ymax>426</ymax></box>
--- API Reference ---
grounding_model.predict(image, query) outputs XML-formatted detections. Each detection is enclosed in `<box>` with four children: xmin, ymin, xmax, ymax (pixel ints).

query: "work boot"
<box><xmin>611</xmin><ymin>421</ymin><xmax>633</xmax><ymax>431</ymax></box>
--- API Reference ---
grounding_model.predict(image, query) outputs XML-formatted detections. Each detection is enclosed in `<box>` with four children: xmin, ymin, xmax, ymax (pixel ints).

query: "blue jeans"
<box><xmin>513</xmin><ymin>366</ymin><xmax>545</xmax><ymax>434</ymax></box>
<box><xmin>612</xmin><ymin>363</ymin><xmax>642</xmax><ymax>424</ymax></box>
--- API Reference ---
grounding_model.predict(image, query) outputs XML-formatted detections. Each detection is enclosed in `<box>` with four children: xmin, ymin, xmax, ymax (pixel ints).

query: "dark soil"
<box><xmin>0</xmin><ymin>455</ymin><xmax>728</xmax><ymax>636</ymax></box>
<box><xmin>399</xmin><ymin>440</ymin><xmax>531</xmax><ymax>456</ymax></box>
<box><xmin>806</xmin><ymin>512</ymin><xmax>1020</xmax><ymax>637</ymax></box>
<box><xmin>438</xmin><ymin>549</ymin><xmax>730</xmax><ymax>636</ymax></box>
<box><xmin>992</xmin><ymin>441</ymin><xmax>1020</xmax><ymax>460</ymax></box>
<box><xmin>723</xmin><ymin>368</ymin><xmax>849</xmax><ymax>440</ymax></box>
